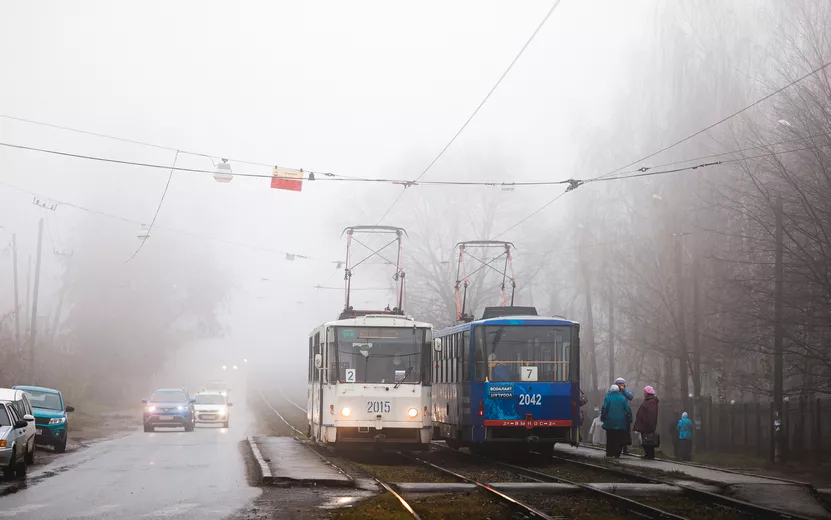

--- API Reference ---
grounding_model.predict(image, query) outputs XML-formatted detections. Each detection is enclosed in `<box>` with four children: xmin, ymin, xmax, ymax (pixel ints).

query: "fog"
<box><xmin>1</xmin><ymin>1</ymin><xmax>829</xmax><ymax>407</ymax></box>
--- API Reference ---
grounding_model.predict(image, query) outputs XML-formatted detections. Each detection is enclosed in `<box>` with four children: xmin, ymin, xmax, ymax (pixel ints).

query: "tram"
<box><xmin>431</xmin><ymin>241</ymin><xmax>581</xmax><ymax>452</ymax></box>
<box><xmin>306</xmin><ymin>311</ymin><xmax>433</xmax><ymax>450</ymax></box>
<box><xmin>306</xmin><ymin>225</ymin><xmax>433</xmax><ymax>450</ymax></box>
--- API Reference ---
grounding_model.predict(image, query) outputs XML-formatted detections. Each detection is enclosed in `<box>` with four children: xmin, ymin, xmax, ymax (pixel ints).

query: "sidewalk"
<box><xmin>557</xmin><ymin>445</ymin><xmax>830</xmax><ymax>519</ymax></box>
<box><xmin>249</xmin><ymin>436</ymin><xmax>354</xmax><ymax>487</ymax></box>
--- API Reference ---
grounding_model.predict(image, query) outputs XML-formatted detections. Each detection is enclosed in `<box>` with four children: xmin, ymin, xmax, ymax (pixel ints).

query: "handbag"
<box><xmin>641</xmin><ymin>432</ymin><xmax>661</xmax><ymax>448</ymax></box>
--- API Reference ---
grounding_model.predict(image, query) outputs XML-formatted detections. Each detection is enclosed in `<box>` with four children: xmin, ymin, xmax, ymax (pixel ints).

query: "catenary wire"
<box><xmin>125</xmin><ymin>150</ymin><xmax>179</xmax><ymax>263</ymax></box>
<box><xmin>375</xmin><ymin>0</ymin><xmax>564</xmax><ymax>224</ymax></box>
<box><xmin>592</xmin><ymin>58</ymin><xmax>831</xmax><ymax>181</ymax></box>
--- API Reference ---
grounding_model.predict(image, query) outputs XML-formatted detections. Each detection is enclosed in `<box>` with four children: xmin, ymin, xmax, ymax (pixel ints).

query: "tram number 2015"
<box><xmin>519</xmin><ymin>394</ymin><xmax>542</xmax><ymax>406</ymax></box>
<box><xmin>366</xmin><ymin>401</ymin><xmax>391</xmax><ymax>413</ymax></box>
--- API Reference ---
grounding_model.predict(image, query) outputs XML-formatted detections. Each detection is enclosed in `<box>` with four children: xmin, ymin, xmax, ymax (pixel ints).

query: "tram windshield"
<box><xmin>474</xmin><ymin>325</ymin><xmax>573</xmax><ymax>382</ymax></box>
<box><xmin>334</xmin><ymin>327</ymin><xmax>428</xmax><ymax>384</ymax></box>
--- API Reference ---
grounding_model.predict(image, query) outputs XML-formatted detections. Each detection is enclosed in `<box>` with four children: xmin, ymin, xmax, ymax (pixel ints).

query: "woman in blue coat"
<box><xmin>677</xmin><ymin>412</ymin><xmax>693</xmax><ymax>461</ymax></box>
<box><xmin>601</xmin><ymin>384</ymin><xmax>633</xmax><ymax>458</ymax></box>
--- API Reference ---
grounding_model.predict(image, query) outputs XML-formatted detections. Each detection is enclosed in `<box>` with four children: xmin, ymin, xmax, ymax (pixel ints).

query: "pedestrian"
<box><xmin>633</xmin><ymin>385</ymin><xmax>660</xmax><ymax>459</ymax></box>
<box><xmin>613</xmin><ymin>377</ymin><xmax>634</xmax><ymax>454</ymax></box>
<box><xmin>601</xmin><ymin>384</ymin><xmax>632</xmax><ymax>458</ymax></box>
<box><xmin>589</xmin><ymin>407</ymin><xmax>606</xmax><ymax>445</ymax></box>
<box><xmin>677</xmin><ymin>411</ymin><xmax>693</xmax><ymax>461</ymax></box>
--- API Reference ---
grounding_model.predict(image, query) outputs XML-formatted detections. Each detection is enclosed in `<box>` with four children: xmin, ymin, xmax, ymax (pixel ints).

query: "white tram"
<box><xmin>306</xmin><ymin>312</ymin><xmax>433</xmax><ymax>450</ymax></box>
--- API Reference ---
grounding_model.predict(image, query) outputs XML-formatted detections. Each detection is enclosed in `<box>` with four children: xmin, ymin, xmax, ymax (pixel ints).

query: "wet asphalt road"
<box><xmin>0</xmin><ymin>399</ymin><xmax>260</xmax><ymax>519</ymax></box>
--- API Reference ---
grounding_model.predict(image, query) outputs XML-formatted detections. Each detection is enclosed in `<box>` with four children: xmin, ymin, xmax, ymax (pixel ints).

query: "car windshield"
<box><xmin>150</xmin><ymin>390</ymin><xmax>188</xmax><ymax>402</ymax></box>
<box><xmin>0</xmin><ymin>406</ymin><xmax>9</xmax><ymax>427</ymax></box>
<box><xmin>194</xmin><ymin>394</ymin><xmax>225</xmax><ymax>404</ymax></box>
<box><xmin>334</xmin><ymin>326</ymin><xmax>427</xmax><ymax>384</ymax></box>
<box><xmin>23</xmin><ymin>390</ymin><xmax>63</xmax><ymax>411</ymax></box>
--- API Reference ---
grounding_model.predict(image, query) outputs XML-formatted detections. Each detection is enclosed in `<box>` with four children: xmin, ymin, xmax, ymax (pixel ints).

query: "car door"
<box><xmin>19</xmin><ymin>395</ymin><xmax>35</xmax><ymax>451</ymax></box>
<box><xmin>6</xmin><ymin>406</ymin><xmax>24</xmax><ymax>463</ymax></box>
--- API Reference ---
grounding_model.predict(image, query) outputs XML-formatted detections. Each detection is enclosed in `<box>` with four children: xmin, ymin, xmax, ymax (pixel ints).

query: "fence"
<box><xmin>581</xmin><ymin>390</ymin><xmax>831</xmax><ymax>464</ymax></box>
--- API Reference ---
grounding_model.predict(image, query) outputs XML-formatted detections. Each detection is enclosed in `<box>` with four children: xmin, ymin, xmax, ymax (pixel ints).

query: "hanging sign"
<box><xmin>271</xmin><ymin>166</ymin><xmax>303</xmax><ymax>191</ymax></box>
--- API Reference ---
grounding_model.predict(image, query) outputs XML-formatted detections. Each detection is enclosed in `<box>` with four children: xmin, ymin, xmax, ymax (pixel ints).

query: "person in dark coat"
<box><xmin>633</xmin><ymin>385</ymin><xmax>659</xmax><ymax>459</ymax></box>
<box><xmin>613</xmin><ymin>377</ymin><xmax>634</xmax><ymax>454</ymax></box>
<box><xmin>668</xmin><ymin>411</ymin><xmax>679</xmax><ymax>458</ymax></box>
<box><xmin>601</xmin><ymin>384</ymin><xmax>633</xmax><ymax>458</ymax></box>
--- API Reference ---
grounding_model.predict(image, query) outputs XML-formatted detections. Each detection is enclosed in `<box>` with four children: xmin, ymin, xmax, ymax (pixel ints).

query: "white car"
<box><xmin>193</xmin><ymin>393</ymin><xmax>232</xmax><ymax>427</ymax></box>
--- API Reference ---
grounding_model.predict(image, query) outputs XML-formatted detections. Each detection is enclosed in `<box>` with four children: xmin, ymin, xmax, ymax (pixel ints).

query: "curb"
<box><xmin>246</xmin><ymin>436</ymin><xmax>274</xmax><ymax>485</ymax></box>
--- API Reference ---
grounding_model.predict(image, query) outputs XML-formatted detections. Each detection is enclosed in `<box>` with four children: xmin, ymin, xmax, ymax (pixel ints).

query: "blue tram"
<box><xmin>431</xmin><ymin>307</ymin><xmax>580</xmax><ymax>452</ymax></box>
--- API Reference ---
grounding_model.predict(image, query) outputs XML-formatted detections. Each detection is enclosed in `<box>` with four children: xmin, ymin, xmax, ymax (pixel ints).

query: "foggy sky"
<box><xmin>1</xmin><ymin>1</ymin><xmax>659</xmax><ymax>374</ymax></box>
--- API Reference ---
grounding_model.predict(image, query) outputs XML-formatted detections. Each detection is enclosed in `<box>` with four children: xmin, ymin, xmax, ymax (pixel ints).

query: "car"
<box><xmin>0</xmin><ymin>388</ymin><xmax>36</xmax><ymax>464</ymax></box>
<box><xmin>193</xmin><ymin>392</ymin><xmax>233</xmax><ymax>427</ymax></box>
<box><xmin>0</xmin><ymin>401</ymin><xmax>33</xmax><ymax>479</ymax></box>
<box><xmin>202</xmin><ymin>381</ymin><xmax>230</xmax><ymax>397</ymax></box>
<box><xmin>142</xmin><ymin>388</ymin><xmax>195</xmax><ymax>432</ymax></box>
<box><xmin>13</xmin><ymin>386</ymin><xmax>74</xmax><ymax>453</ymax></box>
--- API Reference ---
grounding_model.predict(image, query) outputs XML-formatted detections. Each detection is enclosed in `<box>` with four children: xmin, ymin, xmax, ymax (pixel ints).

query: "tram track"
<box><xmin>541</xmin><ymin>449</ymin><xmax>814</xmax><ymax>520</ymax></box>
<box><xmin>259</xmin><ymin>388</ymin><xmax>424</xmax><ymax>520</ymax></box>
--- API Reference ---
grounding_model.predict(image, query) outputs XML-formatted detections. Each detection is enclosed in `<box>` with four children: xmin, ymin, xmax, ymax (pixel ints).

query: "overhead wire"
<box><xmin>492</xmin><ymin>59</ymin><xmax>831</xmax><ymax>238</ymax></box>
<box><xmin>0</xmin><ymin>179</ymin><xmax>342</xmax><ymax>264</ymax></box>
<box><xmin>125</xmin><ymin>150</ymin><xmax>179</xmax><ymax>263</ymax></box>
<box><xmin>375</xmin><ymin>0</ymin><xmax>564</xmax><ymax>224</ymax></box>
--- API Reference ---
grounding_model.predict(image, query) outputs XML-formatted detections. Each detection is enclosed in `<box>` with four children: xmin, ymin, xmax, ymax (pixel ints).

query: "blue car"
<box><xmin>142</xmin><ymin>388</ymin><xmax>195</xmax><ymax>432</ymax></box>
<box><xmin>13</xmin><ymin>385</ymin><xmax>74</xmax><ymax>453</ymax></box>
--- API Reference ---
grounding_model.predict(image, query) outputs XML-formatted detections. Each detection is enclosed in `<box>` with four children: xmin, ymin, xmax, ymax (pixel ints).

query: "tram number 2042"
<box><xmin>366</xmin><ymin>401</ymin><xmax>391</xmax><ymax>413</ymax></box>
<box><xmin>519</xmin><ymin>394</ymin><xmax>543</xmax><ymax>406</ymax></box>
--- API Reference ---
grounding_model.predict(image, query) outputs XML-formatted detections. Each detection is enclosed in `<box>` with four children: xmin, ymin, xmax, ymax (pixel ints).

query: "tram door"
<box><xmin>311</xmin><ymin>331</ymin><xmax>323</xmax><ymax>441</ymax></box>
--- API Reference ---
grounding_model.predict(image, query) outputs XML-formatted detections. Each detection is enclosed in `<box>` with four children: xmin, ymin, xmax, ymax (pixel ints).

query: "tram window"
<box><xmin>327</xmin><ymin>335</ymin><xmax>338</xmax><ymax>382</ymax></box>
<box><xmin>308</xmin><ymin>337</ymin><xmax>313</xmax><ymax>381</ymax></box>
<box><xmin>313</xmin><ymin>332</ymin><xmax>321</xmax><ymax>382</ymax></box>
<box><xmin>473</xmin><ymin>327</ymin><xmax>485</xmax><ymax>382</ymax></box>
<box><xmin>462</xmin><ymin>330</ymin><xmax>470</xmax><ymax>382</ymax></box>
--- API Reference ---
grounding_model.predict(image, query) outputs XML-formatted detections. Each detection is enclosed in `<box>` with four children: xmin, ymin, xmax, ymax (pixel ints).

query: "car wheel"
<box><xmin>184</xmin><ymin>422</ymin><xmax>194</xmax><ymax>432</ymax></box>
<box><xmin>222</xmin><ymin>420</ymin><xmax>229</xmax><ymax>428</ymax></box>
<box><xmin>25</xmin><ymin>442</ymin><xmax>35</xmax><ymax>464</ymax></box>
<box><xmin>15</xmin><ymin>459</ymin><xmax>26</xmax><ymax>478</ymax></box>
<box><xmin>143</xmin><ymin>425</ymin><xmax>154</xmax><ymax>433</ymax></box>
<box><xmin>55</xmin><ymin>440</ymin><xmax>67</xmax><ymax>453</ymax></box>
<box><xmin>3</xmin><ymin>449</ymin><xmax>14</xmax><ymax>480</ymax></box>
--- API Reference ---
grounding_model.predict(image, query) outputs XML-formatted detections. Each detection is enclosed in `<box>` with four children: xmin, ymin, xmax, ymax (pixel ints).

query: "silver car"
<box><xmin>0</xmin><ymin>402</ymin><xmax>32</xmax><ymax>478</ymax></box>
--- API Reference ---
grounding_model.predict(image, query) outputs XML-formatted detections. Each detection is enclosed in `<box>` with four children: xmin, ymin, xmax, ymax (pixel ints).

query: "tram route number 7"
<box><xmin>367</xmin><ymin>401</ymin><xmax>391</xmax><ymax>413</ymax></box>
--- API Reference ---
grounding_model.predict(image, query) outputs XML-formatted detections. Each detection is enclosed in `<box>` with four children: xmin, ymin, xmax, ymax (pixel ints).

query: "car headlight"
<box><xmin>340</xmin><ymin>407</ymin><xmax>351</xmax><ymax>417</ymax></box>
<box><xmin>48</xmin><ymin>417</ymin><xmax>66</xmax><ymax>425</ymax></box>
<box><xmin>145</xmin><ymin>406</ymin><xmax>156</xmax><ymax>412</ymax></box>
<box><xmin>177</xmin><ymin>406</ymin><xmax>186</xmax><ymax>411</ymax></box>
<box><xmin>407</xmin><ymin>407</ymin><xmax>418</xmax><ymax>418</ymax></box>
<box><xmin>219</xmin><ymin>407</ymin><xmax>227</xmax><ymax>416</ymax></box>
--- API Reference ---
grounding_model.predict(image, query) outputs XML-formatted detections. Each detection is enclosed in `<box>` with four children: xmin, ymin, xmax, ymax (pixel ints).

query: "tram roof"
<box><xmin>436</xmin><ymin>315</ymin><xmax>578</xmax><ymax>335</ymax></box>
<box><xmin>315</xmin><ymin>313</ymin><xmax>433</xmax><ymax>330</ymax></box>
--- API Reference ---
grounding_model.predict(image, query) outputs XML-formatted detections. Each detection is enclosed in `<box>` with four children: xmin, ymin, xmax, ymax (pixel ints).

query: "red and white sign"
<box><xmin>271</xmin><ymin>166</ymin><xmax>303</xmax><ymax>192</ymax></box>
<box><xmin>483</xmin><ymin>419</ymin><xmax>572</xmax><ymax>427</ymax></box>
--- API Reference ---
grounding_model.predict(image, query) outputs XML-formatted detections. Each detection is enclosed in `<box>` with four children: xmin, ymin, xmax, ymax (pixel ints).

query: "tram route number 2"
<box><xmin>519</xmin><ymin>394</ymin><xmax>542</xmax><ymax>406</ymax></box>
<box><xmin>367</xmin><ymin>401</ymin><xmax>391</xmax><ymax>413</ymax></box>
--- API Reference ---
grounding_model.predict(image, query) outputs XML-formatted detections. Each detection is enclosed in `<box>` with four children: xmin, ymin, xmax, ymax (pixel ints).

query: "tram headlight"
<box><xmin>407</xmin><ymin>407</ymin><xmax>418</xmax><ymax>418</ymax></box>
<box><xmin>340</xmin><ymin>407</ymin><xmax>352</xmax><ymax>417</ymax></box>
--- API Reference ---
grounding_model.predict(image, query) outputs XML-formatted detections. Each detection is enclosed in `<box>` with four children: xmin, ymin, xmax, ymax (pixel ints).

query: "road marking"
<box><xmin>0</xmin><ymin>504</ymin><xmax>49</xmax><ymax>517</ymax></box>
<box><xmin>67</xmin><ymin>504</ymin><xmax>120</xmax><ymax>518</ymax></box>
<box><xmin>141</xmin><ymin>502</ymin><xmax>198</xmax><ymax>517</ymax></box>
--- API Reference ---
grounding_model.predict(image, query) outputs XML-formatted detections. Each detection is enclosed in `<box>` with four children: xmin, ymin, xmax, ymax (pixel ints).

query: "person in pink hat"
<box><xmin>634</xmin><ymin>385</ymin><xmax>660</xmax><ymax>459</ymax></box>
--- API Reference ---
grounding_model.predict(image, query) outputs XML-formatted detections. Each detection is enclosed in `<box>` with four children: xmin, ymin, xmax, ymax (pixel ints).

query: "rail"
<box><xmin>547</xmin><ymin>451</ymin><xmax>814</xmax><ymax>520</ymax></box>
<box><xmin>430</xmin><ymin>442</ymin><xmax>683</xmax><ymax>520</ymax></box>
<box><xmin>403</xmin><ymin>453</ymin><xmax>558</xmax><ymax>520</ymax></box>
<box><xmin>261</xmin><ymin>388</ymin><xmax>421</xmax><ymax>519</ymax></box>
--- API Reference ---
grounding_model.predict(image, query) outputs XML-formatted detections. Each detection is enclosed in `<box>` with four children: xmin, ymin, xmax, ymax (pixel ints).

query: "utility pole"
<box><xmin>28</xmin><ymin>218</ymin><xmax>44</xmax><ymax>382</ymax></box>
<box><xmin>12</xmin><ymin>234</ymin><xmax>20</xmax><ymax>347</ymax></box>
<box><xmin>608</xmin><ymin>282</ymin><xmax>615</xmax><ymax>382</ymax></box>
<box><xmin>25</xmin><ymin>253</ymin><xmax>31</xmax><ymax>336</ymax></box>
<box><xmin>674</xmin><ymin>236</ymin><xmax>690</xmax><ymax>412</ymax></box>
<box><xmin>774</xmin><ymin>196</ymin><xmax>784</xmax><ymax>464</ymax></box>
